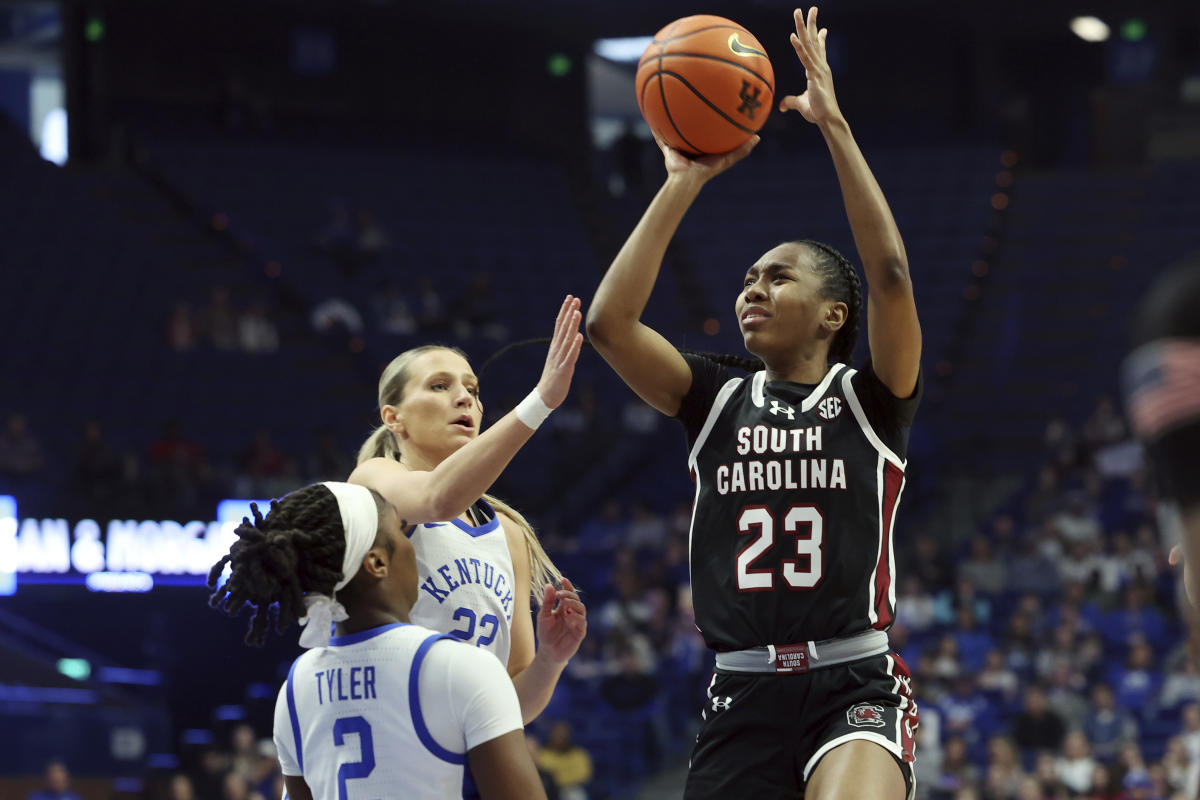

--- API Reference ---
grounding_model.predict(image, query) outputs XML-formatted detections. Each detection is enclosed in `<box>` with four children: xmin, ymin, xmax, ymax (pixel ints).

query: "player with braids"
<box><xmin>587</xmin><ymin>8</ymin><xmax>921</xmax><ymax>800</ymax></box>
<box><xmin>209</xmin><ymin>482</ymin><xmax>550</xmax><ymax>800</ymax></box>
<box><xmin>351</xmin><ymin>298</ymin><xmax>588</xmax><ymax>739</ymax></box>
<box><xmin>209</xmin><ymin>296</ymin><xmax>584</xmax><ymax>799</ymax></box>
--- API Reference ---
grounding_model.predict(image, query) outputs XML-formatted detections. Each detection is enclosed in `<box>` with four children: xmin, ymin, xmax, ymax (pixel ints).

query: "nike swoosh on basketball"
<box><xmin>728</xmin><ymin>34</ymin><xmax>766</xmax><ymax>58</ymax></box>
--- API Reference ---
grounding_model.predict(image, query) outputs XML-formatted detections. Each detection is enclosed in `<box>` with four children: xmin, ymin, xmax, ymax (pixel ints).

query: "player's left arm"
<box><xmin>780</xmin><ymin>7</ymin><xmax>921</xmax><ymax>397</ymax></box>
<box><xmin>282</xmin><ymin>777</ymin><xmax>314</xmax><ymax>800</ymax></box>
<box><xmin>500</xmin><ymin>513</ymin><xmax>586</xmax><ymax>724</ymax></box>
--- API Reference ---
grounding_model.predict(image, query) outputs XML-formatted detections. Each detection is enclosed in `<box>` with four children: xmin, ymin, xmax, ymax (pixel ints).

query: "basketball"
<box><xmin>636</xmin><ymin>15</ymin><xmax>775</xmax><ymax>157</ymax></box>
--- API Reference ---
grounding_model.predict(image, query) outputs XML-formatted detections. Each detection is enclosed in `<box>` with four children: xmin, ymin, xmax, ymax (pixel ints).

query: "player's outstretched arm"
<box><xmin>351</xmin><ymin>296</ymin><xmax>584</xmax><ymax>523</ymax></box>
<box><xmin>586</xmin><ymin>135</ymin><xmax>758</xmax><ymax>416</ymax></box>
<box><xmin>469</xmin><ymin>730</ymin><xmax>549</xmax><ymax>800</ymax></box>
<box><xmin>780</xmin><ymin>7</ymin><xmax>921</xmax><ymax>397</ymax></box>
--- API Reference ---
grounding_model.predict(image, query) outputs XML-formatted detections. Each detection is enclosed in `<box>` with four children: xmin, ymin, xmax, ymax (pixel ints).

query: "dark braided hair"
<box><xmin>207</xmin><ymin>484</ymin><xmax>352</xmax><ymax>647</ymax></box>
<box><xmin>791</xmin><ymin>239</ymin><xmax>862</xmax><ymax>367</ymax></box>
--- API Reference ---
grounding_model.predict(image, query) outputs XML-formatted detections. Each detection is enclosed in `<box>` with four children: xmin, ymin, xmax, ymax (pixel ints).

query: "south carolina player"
<box><xmin>1123</xmin><ymin>260</ymin><xmax>1200</xmax><ymax>608</ymax></box>
<box><xmin>352</xmin><ymin>298</ymin><xmax>587</xmax><ymax>728</ymax></box>
<box><xmin>587</xmin><ymin>8</ymin><xmax>920</xmax><ymax>800</ymax></box>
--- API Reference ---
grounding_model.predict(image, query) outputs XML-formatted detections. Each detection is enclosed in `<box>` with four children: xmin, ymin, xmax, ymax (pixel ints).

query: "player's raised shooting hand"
<box><xmin>536</xmin><ymin>578</ymin><xmax>587</xmax><ymax>664</ymax></box>
<box><xmin>778</xmin><ymin>7</ymin><xmax>843</xmax><ymax>127</ymax></box>
<box><xmin>535</xmin><ymin>296</ymin><xmax>584</xmax><ymax>409</ymax></box>
<box><xmin>657</xmin><ymin>131</ymin><xmax>760</xmax><ymax>186</ymax></box>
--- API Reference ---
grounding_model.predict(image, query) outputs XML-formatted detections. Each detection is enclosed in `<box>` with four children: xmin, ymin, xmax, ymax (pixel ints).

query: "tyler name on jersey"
<box><xmin>419</xmin><ymin>557</ymin><xmax>514</xmax><ymax>620</ymax></box>
<box><xmin>313</xmin><ymin>666</ymin><xmax>377</xmax><ymax>705</ymax></box>
<box><xmin>716</xmin><ymin>423</ymin><xmax>847</xmax><ymax>496</ymax></box>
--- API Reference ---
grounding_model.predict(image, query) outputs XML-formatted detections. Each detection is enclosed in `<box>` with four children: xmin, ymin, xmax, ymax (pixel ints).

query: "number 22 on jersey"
<box><xmin>736</xmin><ymin>504</ymin><xmax>824</xmax><ymax>591</ymax></box>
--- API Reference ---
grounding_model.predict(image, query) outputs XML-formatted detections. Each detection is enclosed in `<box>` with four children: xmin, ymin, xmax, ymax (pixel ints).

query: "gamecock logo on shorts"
<box><xmin>847</xmin><ymin>703</ymin><xmax>887</xmax><ymax>728</ymax></box>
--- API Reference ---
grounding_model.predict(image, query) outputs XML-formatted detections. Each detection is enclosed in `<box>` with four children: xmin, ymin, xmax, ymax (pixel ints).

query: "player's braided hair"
<box><xmin>792</xmin><ymin>239</ymin><xmax>862</xmax><ymax>366</ymax></box>
<box><xmin>207</xmin><ymin>484</ymin><xmax>348</xmax><ymax>647</ymax></box>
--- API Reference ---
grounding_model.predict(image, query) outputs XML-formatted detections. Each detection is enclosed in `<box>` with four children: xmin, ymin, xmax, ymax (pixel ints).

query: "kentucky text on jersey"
<box><xmin>314</xmin><ymin>666</ymin><xmax>377</xmax><ymax>705</ymax></box>
<box><xmin>419</xmin><ymin>557</ymin><xmax>514</xmax><ymax>619</ymax></box>
<box><xmin>716</xmin><ymin>423</ymin><xmax>848</xmax><ymax>495</ymax></box>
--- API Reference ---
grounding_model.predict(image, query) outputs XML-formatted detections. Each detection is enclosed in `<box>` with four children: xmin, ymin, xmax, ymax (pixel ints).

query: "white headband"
<box><xmin>297</xmin><ymin>482</ymin><xmax>380</xmax><ymax>649</ymax></box>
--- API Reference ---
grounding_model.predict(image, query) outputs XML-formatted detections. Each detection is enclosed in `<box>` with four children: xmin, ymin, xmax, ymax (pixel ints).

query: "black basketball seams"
<box><xmin>650</xmin><ymin>52</ymin><xmax>774</xmax><ymax>95</ymax></box>
<box><xmin>659</xmin><ymin>70</ymin><xmax>761</xmax><ymax>135</ymax></box>
<box><xmin>646</xmin><ymin>73</ymin><xmax>704</xmax><ymax>156</ymax></box>
<box><xmin>651</xmin><ymin>24</ymin><xmax>750</xmax><ymax>45</ymax></box>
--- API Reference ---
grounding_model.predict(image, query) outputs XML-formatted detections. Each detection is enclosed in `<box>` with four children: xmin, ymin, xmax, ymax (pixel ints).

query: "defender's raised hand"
<box><xmin>778</xmin><ymin>7</ymin><xmax>843</xmax><ymax>126</ymax></box>
<box><xmin>535</xmin><ymin>295</ymin><xmax>585</xmax><ymax>409</ymax></box>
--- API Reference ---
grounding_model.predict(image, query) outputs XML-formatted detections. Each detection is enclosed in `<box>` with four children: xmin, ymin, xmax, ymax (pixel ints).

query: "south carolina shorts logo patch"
<box><xmin>846</xmin><ymin>703</ymin><xmax>887</xmax><ymax>728</ymax></box>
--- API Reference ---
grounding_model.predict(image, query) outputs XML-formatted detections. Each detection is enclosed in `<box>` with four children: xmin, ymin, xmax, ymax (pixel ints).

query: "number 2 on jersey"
<box><xmin>736</xmin><ymin>505</ymin><xmax>824</xmax><ymax>591</ymax></box>
<box><xmin>333</xmin><ymin>715</ymin><xmax>375</xmax><ymax>800</ymax></box>
<box><xmin>449</xmin><ymin>606</ymin><xmax>500</xmax><ymax>648</ymax></box>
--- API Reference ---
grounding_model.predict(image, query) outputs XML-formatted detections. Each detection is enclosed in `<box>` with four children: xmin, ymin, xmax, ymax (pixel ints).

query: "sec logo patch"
<box><xmin>818</xmin><ymin>396</ymin><xmax>843</xmax><ymax>420</ymax></box>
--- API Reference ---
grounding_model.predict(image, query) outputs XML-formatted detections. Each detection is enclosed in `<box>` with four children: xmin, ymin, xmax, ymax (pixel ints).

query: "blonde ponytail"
<box><xmin>484</xmin><ymin>493</ymin><xmax>565</xmax><ymax>604</ymax></box>
<box><xmin>357</xmin><ymin>424</ymin><xmax>400</xmax><ymax>466</ymax></box>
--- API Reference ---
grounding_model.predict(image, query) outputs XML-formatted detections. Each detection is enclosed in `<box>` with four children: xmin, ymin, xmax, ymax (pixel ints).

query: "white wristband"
<box><xmin>514</xmin><ymin>389</ymin><xmax>554</xmax><ymax>430</ymax></box>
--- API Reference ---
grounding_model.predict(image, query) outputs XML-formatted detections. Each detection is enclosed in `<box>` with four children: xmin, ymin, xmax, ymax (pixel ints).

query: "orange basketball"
<box><xmin>636</xmin><ymin>15</ymin><xmax>774</xmax><ymax>157</ymax></box>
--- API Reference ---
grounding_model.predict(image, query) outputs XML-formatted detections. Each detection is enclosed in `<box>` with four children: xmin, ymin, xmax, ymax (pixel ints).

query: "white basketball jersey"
<box><xmin>274</xmin><ymin>622</ymin><xmax>523</xmax><ymax>799</ymax></box>
<box><xmin>408</xmin><ymin>499</ymin><xmax>517</xmax><ymax>666</ymax></box>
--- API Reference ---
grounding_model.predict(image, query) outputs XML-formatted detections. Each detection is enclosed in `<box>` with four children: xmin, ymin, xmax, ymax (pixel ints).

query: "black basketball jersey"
<box><xmin>676</xmin><ymin>355</ymin><xmax>920</xmax><ymax>651</ymax></box>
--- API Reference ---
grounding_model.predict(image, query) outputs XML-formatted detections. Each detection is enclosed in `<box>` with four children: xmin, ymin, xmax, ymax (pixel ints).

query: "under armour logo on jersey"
<box><xmin>768</xmin><ymin>400</ymin><xmax>795</xmax><ymax>419</ymax></box>
<box><xmin>711</xmin><ymin>696</ymin><xmax>734</xmax><ymax>712</ymax></box>
<box><xmin>818</xmin><ymin>396</ymin><xmax>843</xmax><ymax>420</ymax></box>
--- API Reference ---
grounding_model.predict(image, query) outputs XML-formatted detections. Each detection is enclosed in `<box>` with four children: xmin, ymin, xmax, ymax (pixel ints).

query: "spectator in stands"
<box><xmin>536</xmin><ymin>721</ymin><xmax>593</xmax><ymax>800</ymax></box>
<box><xmin>356</xmin><ymin>209</ymin><xmax>388</xmax><ymax>265</ymax></box>
<box><xmin>1002</xmin><ymin>612</ymin><xmax>1039</xmax><ymax>680</ymax></box>
<box><xmin>897</xmin><ymin>576</ymin><xmax>937</xmax><ymax>633</ymax></box>
<box><xmin>26</xmin><ymin>760</ymin><xmax>81</xmax><ymax>800</ymax></box>
<box><xmin>1081</xmin><ymin>395</ymin><xmax>1128</xmax><ymax>452</ymax></box>
<box><xmin>314</xmin><ymin>199</ymin><xmax>357</xmax><ymax>276</ymax></box>
<box><xmin>927</xmin><ymin>634</ymin><xmax>963</xmax><ymax>683</ymax></box>
<box><xmin>1160</xmin><ymin>737</ymin><xmax>1194</xmax><ymax>798</ymax></box>
<box><xmin>931</xmin><ymin>736</ymin><xmax>979</xmax><ymax>799</ymax></box>
<box><xmin>1108</xmin><ymin>586</ymin><xmax>1169</xmax><ymax>650</ymax></box>
<box><xmin>236</xmin><ymin>430</ymin><xmax>288</xmax><ymax>497</ymax></box>
<box><xmin>0</xmin><ymin>412</ymin><xmax>45</xmax><ymax>484</ymax></box>
<box><xmin>306</xmin><ymin>426</ymin><xmax>351</xmax><ymax>483</ymax></box>
<box><xmin>221</xmin><ymin>770</ymin><xmax>263</xmax><ymax>800</ymax></box>
<box><xmin>960</xmin><ymin>536</ymin><xmax>1008</xmax><ymax>596</ymax></box>
<box><xmin>167</xmin><ymin>773</ymin><xmax>196</xmax><ymax>800</ymax></box>
<box><xmin>983</xmin><ymin>736</ymin><xmax>1026</xmax><ymax>800</ymax></box>
<box><xmin>310</xmin><ymin>296</ymin><xmax>365</xmax><ymax>336</ymax></box>
<box><xmin>1160</xmin><ymin>655</ymin><xmax>1200</xmax><ymax>711</ymax></box>
<box><xmin>167</xmin><ymin>301</ymin><xmax>199</xmax><ymax>351</ymax></box>
<box><xmin>978</xmin><ymin>649</ymin><xmax>1020</xmax><ymax>708</ymax></box>
<box><xmin>371</xmin><ymin>278</ymin><xmax>418</xmax><ymax>336</ymax></box>
<box><xmin>201</xmin><ymin>285</ymin><xmax>238</xmax><ymax>350</ymax></box>
<box><xmin>70</xmin><ymin>421</ymin><xmax>119</xmax><ymax>517</ymax></box>
<box><xmin>627</xmin><ymin>500</ymin><xmax>668</xmax><ymax>552</ymax></box>
<box><xmin>415</xmin><ymin>275</ymin><xmax>447</xmax><ymax>333</ymax></box>
<box><xmin>1024</xmin><ymin>464</ymin><xmax>1063</xmax><ymax>524</ymax></box>
<box><xmin>237</xmin><ymin>301</ymin><xmax>279</xmax><ymax>354</ymax></box>
<box><xmin>189</xmin><ymin>746</ymin><xmax>228</xmax><ymax>800</ymax></box>
<box><xmin>229</xmin><ymin>723</ymin><xmax>257</xmax><ymax>782</ymax></box>
<box><xmin>1053</xmin><ymin>491</ymin><xmax>1102</xmax><ymax>546</ymax></box>
<box><xmin>952</xmin><ymin>606</ymin><xmax>995</xmax><ymax>672</ymax></box>
<box><xmin>453</xmin><ymin>272</ymin><xmax>507</xmax><ymax>341</ymax></box>
<box><xmin>1082</xmin><ymin>683</ymin><xmax>1138</xmax><ymax>764</ymax></box>
<box><xmin>939</xmin><ymin>673</ymin><xmax>995</xmax><ymax>751</ymax></box>
<box><xmin>1008</xmin><ymin>535</ymin><xmax>1062</xmax><ymax>599</ymax></box>
<box><xmin>1054</xmin><ymin>731</ymin><xmax>1096</xmax><ymax>795</ymax></box>
<box><xmin>148</xmin><ymin>418</ymin><xmax>206</xmax><ymax>511</ymax></box>
<box><xmin>934</xmin><ymin>577</ymin><xmax>992</xmax><ymax>628</ymax></box>
<box><xmin>1012</xmin><ymin>685</ymin><xmax>1066</xmax><ymax>756</ymax></box>
<box><xmin>904</xmin><ymin>533</ymin><xmax>954</xmax><ymax>590</ymax></box>
<box><xmin>1043</xmin><ymin>660</ymin><xmax>1088</xmax><ymax>730</ymax></box>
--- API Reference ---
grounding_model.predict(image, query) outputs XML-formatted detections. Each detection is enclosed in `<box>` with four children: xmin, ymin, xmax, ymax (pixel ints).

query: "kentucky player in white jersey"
<box><xmin>208</xmin><ymin>297</ymin><xmax>584</xmax><ymax>799</ymax></box>
<box><xmin>353</xmin><ymin>299</ymin><xmax>587</xmax><ymax>726</ymax></box>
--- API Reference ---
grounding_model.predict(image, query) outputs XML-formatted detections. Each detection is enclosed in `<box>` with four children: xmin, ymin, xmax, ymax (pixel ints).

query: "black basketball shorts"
<box><xmin>683</xmin><ymin>651</ymin><xmax>918</xmax><ymax>800</ymax></box>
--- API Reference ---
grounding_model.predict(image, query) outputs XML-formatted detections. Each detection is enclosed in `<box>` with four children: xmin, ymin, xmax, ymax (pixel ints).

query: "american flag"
<box><xmin>1123</xmin><ymin>339</ymin><xmax>1200</xmax><ymax>440</ymax></box>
